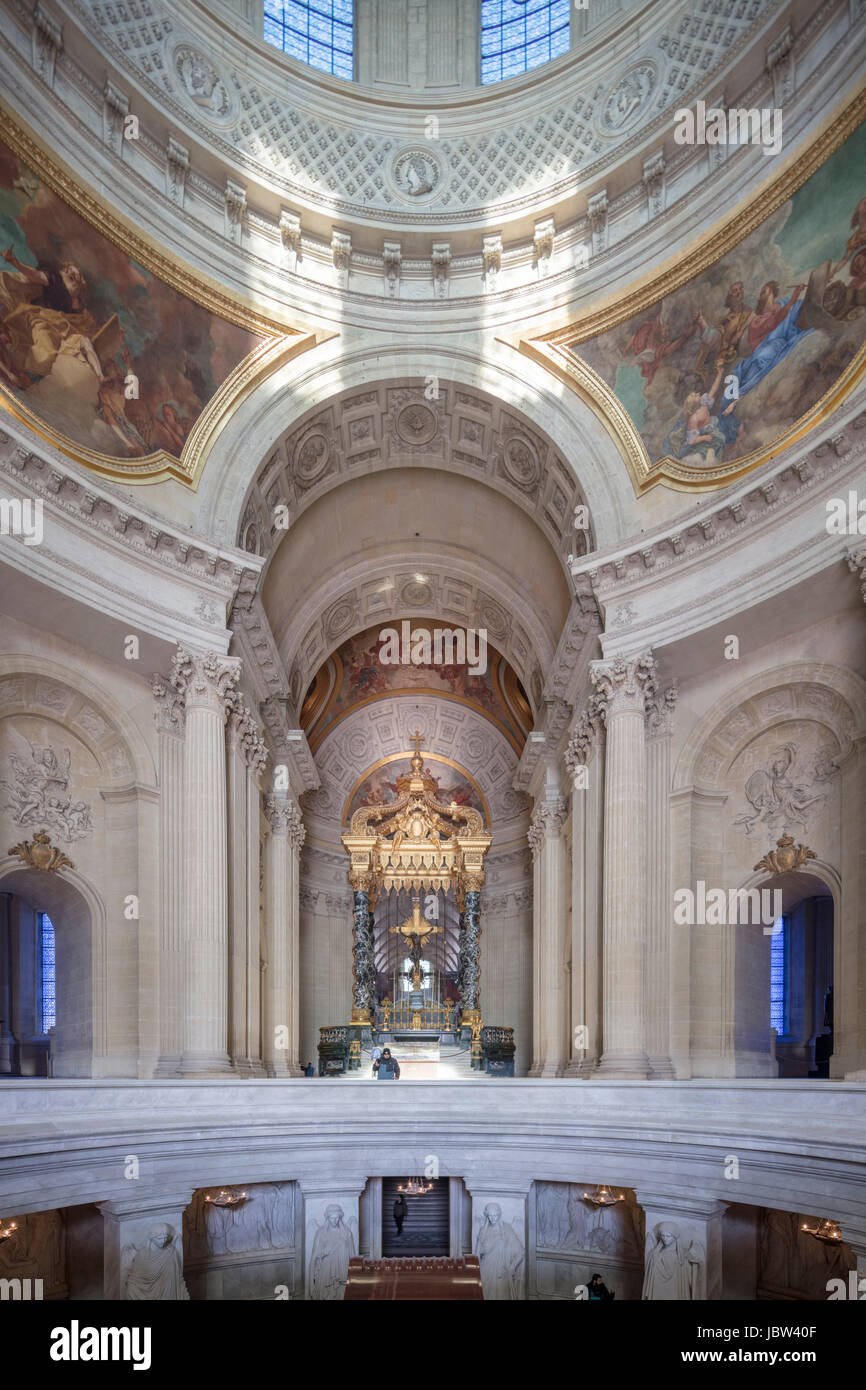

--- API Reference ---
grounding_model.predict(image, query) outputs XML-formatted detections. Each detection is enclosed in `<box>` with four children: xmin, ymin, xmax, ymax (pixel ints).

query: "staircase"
<box><xmin>382</xmin><ymin>1177</ymin><xmax>450</xmax><ymax>1257</ymax></box>
<box><xmin>438</xmin><ymin>1039</ymin><xmax>475</xmax><ymax>1079</ymax></box>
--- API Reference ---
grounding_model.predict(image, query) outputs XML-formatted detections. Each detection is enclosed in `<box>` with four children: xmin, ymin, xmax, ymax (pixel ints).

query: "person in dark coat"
<box><xmin>588</xmin><ymin>1272</ymin><xmax>615</xmax><ymax>1301</ymax></box>
<box><xmin>393</xmin><ymin>1194</ymin><xmax>407</xmax><ymax>1235</ymax></box>
<box><xmin>373</xmin><ymin>1047</ymin><xmax>400</xmax><ymax>1080</ymax></box>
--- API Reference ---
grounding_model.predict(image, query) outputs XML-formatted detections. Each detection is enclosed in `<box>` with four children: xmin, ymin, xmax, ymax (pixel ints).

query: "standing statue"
<box><xmin>124</xmin><ymin>1224</ymin><xmax>189</xmax><ymax>1301</ymax></box>
<box><xmin>308</xmin><ymin>1204</ymin><xmax>355</xmax><ymax>1301</ymax></box>
<box><xmin>642</xmin><ymin>1222</ymin><xmax>705</xmax><ymax>1300</ymax></box>
<box><xmin>474</xmin><ymin>1203</ymin><xmax>524</xmax><ymax>1300</ymax></box>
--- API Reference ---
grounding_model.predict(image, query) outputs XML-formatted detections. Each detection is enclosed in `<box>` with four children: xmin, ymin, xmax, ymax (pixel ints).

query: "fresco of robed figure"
<box><xmin>0</xmin><ymin>139</ymin><xmax>261</xmax><ymax>461</ymax></box>
<box><xmin>570</xmin><ymin>120</ymin><xmax>866</xmax><ymax>471</ymax></box>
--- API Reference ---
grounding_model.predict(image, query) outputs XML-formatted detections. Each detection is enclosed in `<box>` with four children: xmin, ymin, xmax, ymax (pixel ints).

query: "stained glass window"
<box><xmin>40</xmin><ymin>912</ymin><xmax>56</xmax><ymax>1034</ymax></box>
<box><xmin>769</xmin><ymin>916</ymin><xmax>787</xmax><ymax>1036</ymax></box>
<box><xmin>481</xmin><ymin>0</ymin><xmax>570</xmax><ymax>85</ymax></box>
<box><xmin>263</xmin><ymin>0</ymin><xmax>354</xmax><ymax>81</ymax></box>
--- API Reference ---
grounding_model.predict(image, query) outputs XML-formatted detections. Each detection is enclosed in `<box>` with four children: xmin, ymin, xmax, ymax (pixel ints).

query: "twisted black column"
<box><xmin>351</xmin><ymin>888</ymin><xmax>375</xmax><ymax>1019</ymax></box>
<box><xmin>458</xmin><ymin>890</ymin><xmax>482</xmax><ymax>1013</ymax></box>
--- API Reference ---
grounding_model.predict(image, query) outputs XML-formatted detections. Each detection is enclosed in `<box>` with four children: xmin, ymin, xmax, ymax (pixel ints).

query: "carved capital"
<box><xmin>227</xmin><ymin>692</ymin><xmax>268</xmax><ymax>773</ymax></box>
<box><xmin>847</xmin><ymin>545</ymin><xmax>866</xmax><ymax>604</ymax></box>
<box><xmin>151</xmin><ymin>671</ymin><xmax>185</xmax><ymax>736</ymax></box>
<box><xmin>564</xmin><ymin>694</ymin><xmax>604</xmax><ymax>776</ymax></box>
<box><xmin>646</xmin><ymin>682</ymin><xmax>679</xmax><ymax>738</ymax></box>
<box><xmin>590</xmin><ymin>652</ymin><xmax>658</xmax><ymax>720</ymax></box>
<box><xmin>263</xmin><ymin>792</ymin><xmax>302</xmax><ymax>844</ymax></box>
<box><xmin>528</xmin><ymin>797</ymin><xmax>569</xmax><ymax>860</ymax></box>
<box><xmin>169</xmin><ymin>648</ymin><xmax>241</xmax><ymax>717</ymax></box>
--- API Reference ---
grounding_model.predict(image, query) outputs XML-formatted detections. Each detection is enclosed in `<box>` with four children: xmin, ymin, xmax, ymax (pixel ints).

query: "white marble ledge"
<box><xmin>0</xmin><ymin>1080</ymin><xmax>864</xmax><ymax>1223</ymax></box>
<box><xmin>1</xmin><ymin>1078</ymin><xmax>864</xmax><ymax>1137</ymax></box>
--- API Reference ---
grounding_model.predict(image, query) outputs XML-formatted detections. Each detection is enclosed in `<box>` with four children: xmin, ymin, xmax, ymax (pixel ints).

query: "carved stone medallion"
<box><xmin>394</xmin><ymin>402</ymin><xmax>438</xmax><ymax>447</ymax></box>
<box><xmin>391</xmin><ymin>146</ymin><xmax>443</xmax><ymax>203</ymax></box>
<box><xmin>172</xmin><ymin>44</ymin><xmax>235</xmax><ymax>124</ymax></box>
<box><xmin>600</xmin><ymin>62</ymin><xmax>657</xmax><ymax>135</ymax></box>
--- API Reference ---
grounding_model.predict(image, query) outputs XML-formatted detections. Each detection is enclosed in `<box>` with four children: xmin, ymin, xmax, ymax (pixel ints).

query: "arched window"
<box><xmin>263</xmin><ymin>0</ymin><xmax>354</xmax><ymax>80</ymax></box>
<box><xmin>769</xmin><ymin>915</ymin><xmax>787</xmax><ymax>1037</ymax></box>
<box><xmin>39</xmin><ymin>911</ymin><xmax>56</xmax><ymax>1034</ymax></box>
<box><xmin>481</xmin><ymin>0</ymin><xmax>570</xmax><ymax>85</ymax></box>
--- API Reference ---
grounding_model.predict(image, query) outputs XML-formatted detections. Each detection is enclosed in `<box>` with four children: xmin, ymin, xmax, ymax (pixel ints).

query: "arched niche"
<box><xmin>0</xmin><ymin>863</ymin><xmax>105</xmax><ymax>1077</ymax></box>
<box><xmin>671</xmin><ymin>662</ymin><xmax>866</xmax><ymax>1079</ymax></box>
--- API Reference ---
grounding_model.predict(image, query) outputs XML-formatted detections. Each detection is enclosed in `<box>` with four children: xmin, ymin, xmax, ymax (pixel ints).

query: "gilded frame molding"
<box><xmin>0</xmin><ymin>104</ymin><xmax>333</xmax><ymax>487</ymax></box>
<box><xmin>509</xmin><ymin>85</ymin><xmax>866</xmax><ymax>495</ymax></box>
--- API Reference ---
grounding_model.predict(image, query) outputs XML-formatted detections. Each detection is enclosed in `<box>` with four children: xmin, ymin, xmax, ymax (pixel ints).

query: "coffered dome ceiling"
<box><xmin>48</xmin><ymin>0</ymin><xmax>782</xmax><ymax>230</ymax></box>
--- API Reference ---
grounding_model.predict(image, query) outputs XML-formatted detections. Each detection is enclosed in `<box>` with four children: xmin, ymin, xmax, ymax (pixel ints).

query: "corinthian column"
<box><xmin>172</xmin><ymin>649</ymin><xmax>241</xmax><ymax>1077</ymax></box>
<box><xmin>527</xmin><ymin>782</ymin><xmax>569</xmax><ymax>1077</ymax></box>
<box><xmin>591</xmin><ymin>652</ymin><xmax>657</xmax><ymax>1079</ymax></box>
<box><xmin>262</xmin><ymin>793</ymin><xmax>305</xmax><ymax>1076</ymax></box>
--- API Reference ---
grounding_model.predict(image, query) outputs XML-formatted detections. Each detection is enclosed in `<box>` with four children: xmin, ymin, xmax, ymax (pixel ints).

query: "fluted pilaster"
<box><xmin>171</xmin><ymin>648</ymin><xmax>240</xmax><ymax>1077</ymax></box>
<box><xmin>592</xmin><ymin>652</ymin><xmax>658</xmax><ymax>1079</ymax></box>
<box><xmin>151</xmin><ymin>673</ymin><xmax>186</xmax><ymax>1077</ymax></box>
<box><xmin>262</xmin><ymin>793</ymin><xmax>305</xmax><ymax>1076</ymax></box>
<box><xmin>646</xmin><ymin>684</ymin><xmax>678</xmax><ymax>1079</ymax></box>
<box><xmin>527</xmin><ymin>791</ymin><xmax>569</xmax><ymax>1077</ymax></box>
<box><xmin>227</xmin><ymin>695</ymin><xmax>268</xmax><ymax>1076</ymax></box>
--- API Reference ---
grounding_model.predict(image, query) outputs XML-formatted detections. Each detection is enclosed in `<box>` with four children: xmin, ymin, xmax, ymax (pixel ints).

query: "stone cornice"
<box><xmin>0</xmin><ymin>425</ymin><xmax>262</xmax><ymax>652</ymax></box>
<box><xmin>230</xmin><ymin>596</ymin><xmax>291</xmax><ymax>710</ymax></box>
<box><xmin>571</xmin><ymin>407</ymin><xmax>866</xmax><ymax>655</ymax></box>
<box><xmin>543</xmin><ymin>588</ymin><xmax>603</xmax><ymax>710</ymax></box>
<box><xmin>573</xmin><ymin>411</ymin><xmax>866</xmax><ymax>597</ymax></box>
<box><xmin>259</xmin><ymin>702</ymin><xmax>320</xmax><ymax>796</ymax></box>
